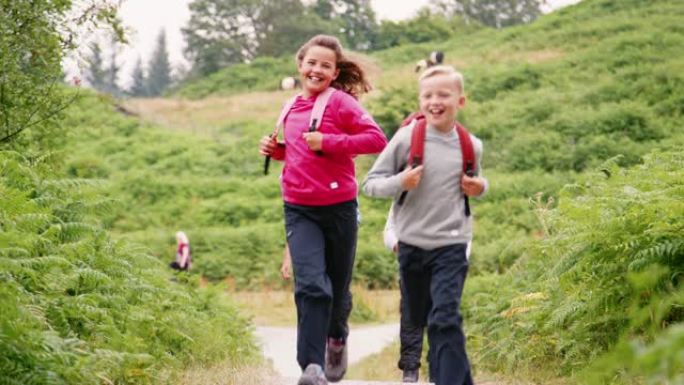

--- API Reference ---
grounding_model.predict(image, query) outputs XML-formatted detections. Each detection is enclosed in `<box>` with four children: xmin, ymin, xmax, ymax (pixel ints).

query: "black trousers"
<box><xmin>169</xmin><ymin>261</ymin><xmax>188</xmax><ymax>271</ymax></box>
<box><xmin>398</xmin><ymin>276</ymin><xmax>425</xmax><ymax>371</ymax></box>
<box><xmin>398</xmin><ymin>242</ymin><xmax>473</xmax><ymax>385</ymax></box>
<box><xmin>284</xmin><ymin>200</ymin><xmax>358</xmax><ymax>371</ymax></box>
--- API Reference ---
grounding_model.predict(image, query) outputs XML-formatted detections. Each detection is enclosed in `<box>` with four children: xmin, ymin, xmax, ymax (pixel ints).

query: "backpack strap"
<box><xmin>264</xmin><ymin>94</ymin><xmax>298</xmax><ymax>175</ymax></box>
<box><xmin>397</xmin><ymin>117</ymin><xmax>426</xmax><ymax>205</ymax></box>
<box><xmin>408</xmin><ymin>118</ymin><xmax>426</xmax><ymax>168</ymax></box>
<box><xmin>309</xmin><ymin>87</ymin><xmax>335</xmax><ymax>132</ymax></box>
<box><xmin>272</xmin><ymin>95</ymin><xmax>299</xmax><ymax>139</ymax></box>
<box><xmin>455</xmin><ymin>123</ymin><xmax>475</xmax><ymax>217</ymax></box>
<box><xmin>271</xmin><ymin>87</ymin><xmax>336</xmax><ymax>139</ymax></box>
<box><xmin>455</xmin><ymin>123</ymin><xmax>475</xmax><ymax>177</ymax></box>
<box><xmin>401</xmin><ymin>111</ymin><xmax>424</xmax><ymax>128</ymax></box>
<box><xmin>265</xmin><ymin>88</ymin><xmax>336</xmax><ymax>174</ymax></box>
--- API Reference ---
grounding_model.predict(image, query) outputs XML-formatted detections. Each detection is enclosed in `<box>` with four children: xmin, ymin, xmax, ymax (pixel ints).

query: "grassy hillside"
<box><xmin>171</xmin><ymin>56</ymin><xmax>294</xmax><ymax>99</ymax></box>
<box><xmin>77</xmin><ymin>0</ymin><xmax>684</xmax><ymax>285</ymax></box>
<box><xmin>55</xmin><ymin>0</ymin><xmax>684</xmax><ymax>382</ymax></box>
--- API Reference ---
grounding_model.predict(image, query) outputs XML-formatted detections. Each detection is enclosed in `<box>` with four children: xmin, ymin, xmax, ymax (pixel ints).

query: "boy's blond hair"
<box><xmin>418</xmin><ymin>65</ymin><xmax>465</xmax><ymax>95</ymax></box>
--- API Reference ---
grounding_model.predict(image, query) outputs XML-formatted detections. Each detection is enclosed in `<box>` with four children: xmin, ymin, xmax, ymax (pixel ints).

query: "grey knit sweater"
<box><xmin>362</xmin><ymin>121</ymin><xmax>487</xmax><ymax>250</ymax></box>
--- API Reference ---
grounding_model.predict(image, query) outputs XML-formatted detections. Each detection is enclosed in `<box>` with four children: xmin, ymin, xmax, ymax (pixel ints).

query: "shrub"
<box><xmin>0</xmin><ymin>152</ymin><xmax>258</xmax><ymax>385</ymax></box>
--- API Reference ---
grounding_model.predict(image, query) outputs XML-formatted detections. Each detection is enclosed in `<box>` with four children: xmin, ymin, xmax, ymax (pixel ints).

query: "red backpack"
<box><xmin>397</xmin><ymin>112</ymin><xmax>476</xmax><ymax>217</ymax></box>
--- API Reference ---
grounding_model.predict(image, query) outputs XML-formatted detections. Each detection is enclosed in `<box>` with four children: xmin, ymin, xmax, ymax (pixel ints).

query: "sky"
<box><xmin>64</xmin><ymin>0</ymin><xmax>581</xmax><ymax>88</ymax></box>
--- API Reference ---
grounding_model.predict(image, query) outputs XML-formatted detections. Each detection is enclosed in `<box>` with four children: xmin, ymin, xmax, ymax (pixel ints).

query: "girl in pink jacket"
<box><xmin>259</xmin><ymin>34</ymin><xmax>386</xmax><ymax>385</ymax></box>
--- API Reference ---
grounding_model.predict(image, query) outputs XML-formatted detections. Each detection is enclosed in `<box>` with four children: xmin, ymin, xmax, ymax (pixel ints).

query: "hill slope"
<box><xmin>60</xmin><ymin>0</ymin><xmax>684</xmax><ymax>381</ymax></box>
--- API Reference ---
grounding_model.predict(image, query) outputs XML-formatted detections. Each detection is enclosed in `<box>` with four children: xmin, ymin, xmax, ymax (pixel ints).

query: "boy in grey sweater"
<box><xmin>362</xmin><ymin>65</ymin><xmax>487</xmax><ymax>385</ymax></box>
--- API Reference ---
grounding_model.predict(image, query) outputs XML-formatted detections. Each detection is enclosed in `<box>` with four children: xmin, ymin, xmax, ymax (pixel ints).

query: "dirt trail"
<box><xmin>256</xmin><ymin>323</ymin><xmax>400</xmax><ymax>378</ymax></box>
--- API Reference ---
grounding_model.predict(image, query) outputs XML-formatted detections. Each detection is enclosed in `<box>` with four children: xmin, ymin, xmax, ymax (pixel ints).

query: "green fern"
<box><xmin>630</xmin><ymin>240</ymin><xmax>684</xmax><ymax>271</ymax></box>
<box><xmin>1</xmin><ymin>151</ymin><xmax>258</xmax><ymax>385</ymax></box>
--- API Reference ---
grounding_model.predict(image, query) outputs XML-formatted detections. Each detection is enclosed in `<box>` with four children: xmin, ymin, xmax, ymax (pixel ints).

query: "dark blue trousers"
<box><xmin>284</xmin><ymin>200</ymin><xmax>358</xmax><ymax>371</ymax></box>
<box><xmin>398</xmin><ymin>242</ymin><xmax>473</xmax><ymax>385</ymax></box>
<box><xmin>398</xmin><ymin>276</ymin><xmax>425</xmax><ymax>371</ymax></box>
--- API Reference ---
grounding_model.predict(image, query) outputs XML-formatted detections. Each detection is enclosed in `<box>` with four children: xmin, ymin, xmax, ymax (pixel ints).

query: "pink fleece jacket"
<box><xmin>271</xmin><ymin>89</ymin><xmax>387</xmax><ymax>206</ymax></box>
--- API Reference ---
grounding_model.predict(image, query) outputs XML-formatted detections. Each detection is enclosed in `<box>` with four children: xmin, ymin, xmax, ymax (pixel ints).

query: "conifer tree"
<box><xmin>128</xmin><ymin>57</ymin><xmax>148</xmax><ymax>97</ymax></box>
<box><xmin>85</xmin><ymin>41</ymin><xmax>107</xmax><ymax>91</ymax></box>
<box><xmin>104</xmin><ymin>36</ymin><xmax>122</xmax><ymax>96</ymax></box>
<box><xmin>146</xmin><ymin>29</ymin><xmax>172</xmax><ymax>96</ymax></box>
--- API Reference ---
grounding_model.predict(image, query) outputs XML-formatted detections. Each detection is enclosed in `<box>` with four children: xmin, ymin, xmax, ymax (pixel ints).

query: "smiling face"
<box><xmin>418</xmin><ymin>73</ymin><xmax>466</xmax><ymax>133</ymax></box>
<box><xmin>298</xmin><ymin>45</ymin><xmax>339</xmax><ymax>98</ymax></box>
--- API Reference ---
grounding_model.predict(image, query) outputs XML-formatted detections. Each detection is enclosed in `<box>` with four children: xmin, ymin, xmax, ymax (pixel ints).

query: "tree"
<box><xmin>182</xmin><ymin>0</ymin><xmax>261</xmax><ymax>76</ymax></box>
<box><xmin>128</xmin><ymin>57</ymin><xmax>147</xmax><ymax>97</ymax></box>
<box><xmin>146</xmin><ymin>29</ymin><xmax>172</xmax><ymax>96</ymax></box>
<box><xmin>85</xmin><ymin>41</ymin><xmax>107</xmax><ymax>91</ymax></box>
<box><xmin>104</xmin><ymin>36</ymin><xmax>122</xmax><ymax>96</ymax></box>
<box><xmin>0</xmin><ymin>0</ymin><xmax>124</xmax><ymax>147</ymax></box>
<box><xmin>435</xmin><ymin>0</ymin><xmax>543</xmax><ymax>28</ymax></box>
<box><xmin>254</xmin><ymin>1</ymin><xmax>333</xmax><ymax>58</ymax></box>
<box><xmin>84</xmin><ymin>37</ymin><xmax>121</xmax><ymax>96</ymax></box>
<box><xmin>334</xmin><ymin>0</ymin><xmax>378</xmax><ymax>51</ymax></box>
<box><xmin>373</xmin><ymin>9</ymin><xmax>455</xmax><ymax>50</ymax></box>
<box><xmin>182</xmin><ymin>0</ymin><xmax>331</xmax><ymax>76</ymax></box>
<box><xmin>311</xmin><ymin>0</ymin><xmax>378</xmax><ymax>51</ymax></box>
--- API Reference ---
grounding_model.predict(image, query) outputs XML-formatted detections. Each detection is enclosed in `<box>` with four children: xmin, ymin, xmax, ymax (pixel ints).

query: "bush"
<box><xmin>0</xmin><ymin>152</ymin><xmax>258</xmax><ymax>385</ymax></box>
<box><xmin>466</xmin><ymin>151</ymin><xmax>684</xmax><ymax>382</ymax></box>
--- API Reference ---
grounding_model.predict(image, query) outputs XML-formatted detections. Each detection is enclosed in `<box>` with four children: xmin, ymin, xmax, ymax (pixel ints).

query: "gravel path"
<box><xmin>256</xmin><ymin>323</ymin><xmax>400</xmax><ymax>378</ymax></box>
<box><xmin>256</xmin><ymin>324</ymin><xmax>508</xmax><ymax>385</ymax></box>
<box><xmin>269</xmin><ymin>379</ymin><xmax>430</xmax><ymax>385</ymax></box>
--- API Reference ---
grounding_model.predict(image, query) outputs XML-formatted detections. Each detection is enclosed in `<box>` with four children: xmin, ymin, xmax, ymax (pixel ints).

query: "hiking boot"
<box><xmin>402</xmin><ymin>368</ymin><xmax>419</xmax><ymax>382</ymax></box>
<box><xmin>324</xmin><ymin>337</ymin><xmax>347</xmax><ymax>382</ymax></box>
<box><xmin>298</xmin><ymin>363</ymin><xmax>327</xmax><ymax>385</ymax></box>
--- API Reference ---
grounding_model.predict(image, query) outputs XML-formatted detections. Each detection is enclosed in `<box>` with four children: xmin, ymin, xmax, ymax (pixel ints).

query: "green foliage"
<box><xmin>182</xmin><ymin>0</ymin><xmax>333</xmax><ymax>77</ymax></box>
<box><xmin>366</xmin><ymin>86</ymin><xmax>418</xmax><ymax>137</ymax></box>
<box><xmin>0</xmin><ymin>151</ymin><xmax>258</xmax><ymax>384</ymax></box>
<box><xmin>0</xmin><ymin>0</ymin><xmax>69</xmax><ymax>148</ymax></box>
<box><xmin>318</xmin><ymin>0</ymin><xmax>378</xmax><ymax>51</ymax></box>
<box><xmin>0</xmin><ymin>0</ymin><xmax>126</xmax><ymax>149</ymax></box>
<box><xmin>373</xmin><ymin>9</ymin><xmax>477</xmax><ymax>51</ymax></box>
<box><xmin>436</xmin><ymin>0</ymin><xmax>543</xmax><ymax>29</ymax></box>
<box><xmin>173</xmin><ymin>56</ymin><xmax>294</xmax><ymax>99</ymax></box>
<box><xmin>465</xmin><ymin>151</ymin><xmax>684</xmax><ymax>381</ymax></box>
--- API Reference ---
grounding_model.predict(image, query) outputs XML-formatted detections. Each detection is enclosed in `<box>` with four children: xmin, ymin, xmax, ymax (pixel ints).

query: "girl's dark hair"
<box><xmin>296</xmin><ymin>34</ymin><xmax>371</xmax><ymax>99</ymax></box>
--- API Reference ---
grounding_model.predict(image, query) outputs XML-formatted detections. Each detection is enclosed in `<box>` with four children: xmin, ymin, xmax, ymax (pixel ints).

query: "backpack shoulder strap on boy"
<box><xmin>263</xmin><ymin>87</ymin><xmax>336</xmax><ymax>174</ymax></box>
<box><xmin>396</xmin><ymin>112</ymin><xmax>476</xmax><ymax>217</ymax></box>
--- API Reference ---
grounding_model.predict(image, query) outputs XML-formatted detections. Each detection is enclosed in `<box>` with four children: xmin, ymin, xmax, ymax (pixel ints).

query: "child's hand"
<box><xmin>400</xmin><ymin>165</ymin><xmax>424</xmax><ymax>190</ymax></box>
<box><xmin>280</xmin><ymin>250</ymin><xmax>292</xmax><ymax>280</ymax></box>
<box><xmin>302</xmin><ymin>132</ymin><xmax>323</xmax><ymax>151</ymax></box>
<box><xmin>259</xmin><ymin>135</ymin><xmax>277</xmax><ymax>156</ymax></box>
<box><xmin>280</xmin><ymin>259</ymin><xmax>291</xmax><ymax>280</ymax></box>
<box><xmin>461</xmin><ymin>175</ymin><xmax>485</xmax><ymax>196</ymax></box>
<box><xmin>280</xmin><ymin>245</ymin><xmax>292</xmax><ymax>280</ymax></box>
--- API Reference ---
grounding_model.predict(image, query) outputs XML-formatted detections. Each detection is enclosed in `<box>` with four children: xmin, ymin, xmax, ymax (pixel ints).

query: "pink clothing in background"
<box><xmin>176</xmin><ymin>243</ymin><xmax>191</xmax><ymax>269</ymax></box>
<box><xmin>271</xmin><ymin>89</ymin><xmax>387</xmax><ymax>206</ymax></box>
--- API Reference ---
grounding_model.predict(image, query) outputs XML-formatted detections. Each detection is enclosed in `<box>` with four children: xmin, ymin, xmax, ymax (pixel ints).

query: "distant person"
<box><xmin>281</xmin><ymin>76</ymin><xmax>302</xmax><ymax>91</ymax></box>
<box><xmin>383</xmin><ymin>205</ymin><xmax>471</xmax><ymax>383</ymax></box>
<box><xmin>258</xmin><ymin>34</ymin><xmax>386</xmax><ymax>385</ymax></box>
<box><xmin>363</xmin><ymin>65</ymin><xmax>488</xmax><ymax>385</ymax></box>
<box><xmin>415</xmin><ymin>51</ymin><xmax>445</xmax><ymax>73</ymax></box>
<box><xmin>170</xmin><ymin>231</ymin><xmax>191</xmax><ymax>271</ymax></box>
